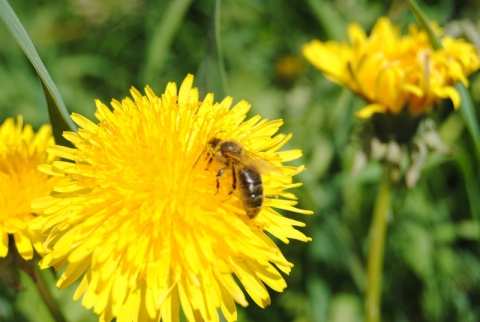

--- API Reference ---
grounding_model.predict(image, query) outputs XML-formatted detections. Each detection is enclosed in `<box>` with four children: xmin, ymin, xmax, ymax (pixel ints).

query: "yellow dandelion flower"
<box><xmin>30</xmin><ymin>74</ymin><xmax>312</xmax><ymax>322</ymax></box>
<box><xmin>303</xmin><ymin>17</ymin><xmax>480</xmax><ymax>117</ymax></box>
<box><xmin>0</xmin><ymin>117</ymin><xmax>58</xmax><ymax>260</ymax></box>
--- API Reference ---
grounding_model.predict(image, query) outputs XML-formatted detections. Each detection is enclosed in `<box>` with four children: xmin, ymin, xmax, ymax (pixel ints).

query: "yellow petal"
<box><xmin>435</xmin><ymin>86</ymin><xmax>461</xmax><ymax>109</ymax></box>
<box><xmin>13</xmin><ymin>231</ymin><xmax>33</xmax><ymax>260</ymax></box>
<box><xmin>0</xmin><ymin>229</ymin><xmax>8</xmax><ymax>257</ymax></box>
<box><xmin>355</xmin><ymin>104</ymin><xmax>387</xmax><ymax>118</ymax></box>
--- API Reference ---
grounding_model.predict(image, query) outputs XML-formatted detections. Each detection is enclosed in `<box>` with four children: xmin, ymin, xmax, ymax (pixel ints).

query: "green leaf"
<box><xmin>407</xmin><ymin>0</ymin><xmax>442</xmax><ymax>50</ymax></box>
<box><xmin>456</xmin><ymin>83</ymin><xmax>480</xmax><ymax>159</ymax></box>
<box><xmin>41</xmin><ymin>82</ymin><xmax>75</xmax><ymax>148</ymax></box>
<box><xmin>0</xmin><ymin>0</ymin><xmax>76</xmax><ymax>146</ymax></box>
<box><xmin>455</xmin><ymin>149</ymin><xmax>480</xmax><ymax>235</ymax></box>
<box><xmin>196</xmin><ymin>0</ymin><xmax>228</xmax><ymax>99</ymax></box>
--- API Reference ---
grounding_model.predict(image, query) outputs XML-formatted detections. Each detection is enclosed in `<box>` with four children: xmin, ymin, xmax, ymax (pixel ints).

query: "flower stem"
<box><xmin>34</xmin><ymin>266</ymin><xmax>67</xmax><ymax>322</ymax></box>
<box><xmin>365</xmin><ymin>166</ymin><xmax>392</xmax><ymax>322</ymax></box>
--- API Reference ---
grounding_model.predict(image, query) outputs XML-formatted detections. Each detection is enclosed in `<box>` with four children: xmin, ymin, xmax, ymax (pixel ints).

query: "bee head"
<box><xmin>207</xmin><ymin>137</ymin><xmax>222</xmax><ymax>150</ymax></box>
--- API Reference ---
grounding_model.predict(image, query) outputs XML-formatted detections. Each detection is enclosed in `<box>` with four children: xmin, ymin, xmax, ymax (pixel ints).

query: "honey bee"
<box><xmin>203</xmin><ymin>137</ymin><xmax>266</xmax><ymax>218</ymax></box>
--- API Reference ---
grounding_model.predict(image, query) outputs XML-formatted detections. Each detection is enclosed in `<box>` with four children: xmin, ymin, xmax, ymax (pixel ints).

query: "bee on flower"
<box><xmin>30</xmin><ymin>74</ymin><xmax>312</xmax><ymax>322</ymax></box>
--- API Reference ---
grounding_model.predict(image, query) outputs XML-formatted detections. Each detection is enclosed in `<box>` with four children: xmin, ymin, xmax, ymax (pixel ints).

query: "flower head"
<box><xmin>303</xmin><ymin>17</ymin><xmax>480</xmax><ymax>118</ymax></box>
<box><xmin>0</xmin><ymin>117</ymin><xmax>57</xmax><ymax>260</ymax></box>
<box><xmin>31</xmin><ymin>74</ymin><xmax>312</xmax><ymax>322</ymax></box>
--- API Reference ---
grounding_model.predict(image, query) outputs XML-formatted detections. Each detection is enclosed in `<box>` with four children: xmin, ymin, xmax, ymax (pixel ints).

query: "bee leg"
<box><xmin>205</xmin><ymin>155</ymin><xmax>214</xmax><ymax>170</ymax></box>
<box><xmin>229</xmin><ymin>163</ymin><xmax>237</xmax><ymax>195</ymax></box>
<box><xmin>215</xmin><ymin>167</ymin><xmax>226</xmax><ymax>194</ymax></box>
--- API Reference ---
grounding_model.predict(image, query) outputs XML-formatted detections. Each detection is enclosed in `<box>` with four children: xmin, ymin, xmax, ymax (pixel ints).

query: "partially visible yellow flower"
<box><xmin>303</xmin><ymin>17</ymin><xmax>480</xmax><ymax>117</ymax></box>
<box><xmin>0</xmin><ymin>117</ymin><xmax>57</xmax><ymax>260</ymax></box>
<box><xmin>30</xmin><ymin>74</ymin><xmax>312</xmax><ymax>322</ymax></box>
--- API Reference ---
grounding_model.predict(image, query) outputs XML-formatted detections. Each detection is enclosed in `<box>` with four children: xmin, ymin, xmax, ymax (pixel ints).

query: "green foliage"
<box><xmin>1</xmin><ymin>0</ymin><xmax>480</xmax><ymax>321</ymax></box>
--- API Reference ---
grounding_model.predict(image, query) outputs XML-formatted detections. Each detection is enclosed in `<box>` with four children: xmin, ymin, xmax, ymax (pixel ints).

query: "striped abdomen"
<box><xmin>237</xmin><ymin>166</ymin><xmax>263</xmax><ymax>218</ymax></box>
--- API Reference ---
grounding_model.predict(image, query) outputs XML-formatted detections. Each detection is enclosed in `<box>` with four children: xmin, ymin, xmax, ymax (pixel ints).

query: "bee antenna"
<box><xmin>213</xmin><ymin>130</ymin><xmax>226</xmax><ymax>137</ymax></box>
<box><xmin>193</xmin><ymin>148</ymin><xmax>205</xmax><ymax>169</ymax></box>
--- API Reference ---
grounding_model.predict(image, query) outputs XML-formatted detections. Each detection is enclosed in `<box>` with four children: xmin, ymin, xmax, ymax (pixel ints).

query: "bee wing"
<box><xmin>236</xmin><ymin>149</ymin><xmax>284</xmax><ymax>176</ymax></box>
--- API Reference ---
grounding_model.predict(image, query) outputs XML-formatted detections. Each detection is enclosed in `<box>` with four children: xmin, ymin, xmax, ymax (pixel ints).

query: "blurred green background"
<box><xmin>1</xmin><ymin>0</ymin><xmax>480</xmax><ymax>321</ymax></box>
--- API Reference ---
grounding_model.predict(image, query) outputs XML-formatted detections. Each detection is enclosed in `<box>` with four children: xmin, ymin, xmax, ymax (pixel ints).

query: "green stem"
<box><xmin>365</xmin><ymin>166</ymin><xmax>392</xmax><ymax>322</ymax></box>
<box><xmin>34</xmin><ymin>266</ymin><xmax>67</xmax><ymax>322</ymax></box>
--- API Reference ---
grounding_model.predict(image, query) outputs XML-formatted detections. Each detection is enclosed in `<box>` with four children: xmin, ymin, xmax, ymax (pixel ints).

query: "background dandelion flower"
<box><xmin>30</xmin><ymin>74</ymin><xmax>312</xmax><ymax>322</ymax></box>
<box><xmin>303</xmin><ymin>17</ymin><xmax>480</xmax><ymax>117</ymax></box>
<box><xmin>0</xmin><ymin>117</ymin><xmax>57</xmax><ymax>260</ymax></box>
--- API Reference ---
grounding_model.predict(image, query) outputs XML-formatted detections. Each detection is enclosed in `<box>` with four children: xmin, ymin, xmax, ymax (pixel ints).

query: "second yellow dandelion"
<box><xmin>303</xmin><ymin>17</ymin><xmax>480</xmax><ymax>118</ymax></box>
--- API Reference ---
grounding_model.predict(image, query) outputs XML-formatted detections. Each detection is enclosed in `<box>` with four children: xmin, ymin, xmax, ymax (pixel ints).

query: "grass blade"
<box><xmin>407</xmin><ymin>0</ymin><xmax>442</xmax><ymax>49</ymax></box>
<box><xmin>142</xmin><ymin>0</ymin><xmax>194</xmax><ymax>85</ymax></box>
<box><xmin>0</xmin><ymin>0</ymin><xmax>76</xmax><ymax>146</ymax></box>
<box><xmin>196</xmin><ymin>0</ymin><xmax>228</xmax><ymax>99</ymax></box>
<box><xmin>456</xmin><ymin>83</ymin><xmax>480</xmax><ymax>159</ymax></box>
<box><xmin>306</xmin><ymin>0</ymin><xmax>347</xmax><ymax>40</ymax></box>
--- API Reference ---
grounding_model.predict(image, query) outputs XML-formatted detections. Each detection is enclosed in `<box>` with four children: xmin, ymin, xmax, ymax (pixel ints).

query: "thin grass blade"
<box><xmin>142</xmin><ymin>0</ymin><xmax>194</xmax><ymax>85</ymax></box>
<box><xmin>0</xmin><ymin>0</ymin><xmax>76</xmax><ymax>147</ymax></box>
<box><xmin>407</xmin><ymin>0</ymin><xmax>442</xmax><ymax>49</ymax></box>
<box><xmin>196</xmin><ymin>0</ymin><xmax>228</xmax><ymax>99</ymax></box>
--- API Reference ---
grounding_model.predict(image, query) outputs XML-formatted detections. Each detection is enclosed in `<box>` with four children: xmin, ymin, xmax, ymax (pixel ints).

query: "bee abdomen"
<box><xmin>238</xmin><ymin>167</ymin><xmax>263</xmax><ymax>218</ymax></box>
